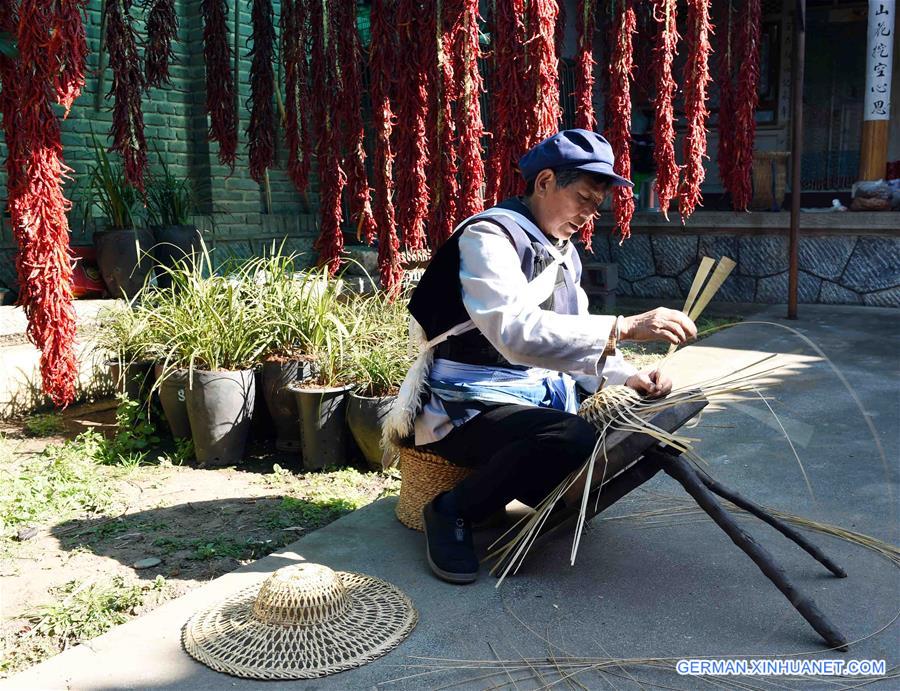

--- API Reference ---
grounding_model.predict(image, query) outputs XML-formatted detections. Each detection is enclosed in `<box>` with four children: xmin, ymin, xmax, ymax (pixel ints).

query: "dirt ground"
<box><xmin>0</xmin><ymin>400</ymin><xmax>399</xmax><ymax>676</ymax></box>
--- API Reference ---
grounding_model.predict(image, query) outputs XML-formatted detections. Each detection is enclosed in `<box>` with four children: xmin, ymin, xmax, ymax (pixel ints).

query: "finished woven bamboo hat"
<box><xmin>182</xmin><ymin>562</ymin><xmax>418</xmax><ymax>680</ymax></box>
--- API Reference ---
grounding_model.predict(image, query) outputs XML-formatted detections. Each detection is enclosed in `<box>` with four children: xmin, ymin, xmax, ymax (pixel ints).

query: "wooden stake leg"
<box><xmin>695</xmin><ymin>469</ymin><xmax>847</xmax><ymax>578</ymax></box>
<box><xmin>661</xmin><ymin>455</ymin><xmax>849</xmax><ymax>651</ymax></box>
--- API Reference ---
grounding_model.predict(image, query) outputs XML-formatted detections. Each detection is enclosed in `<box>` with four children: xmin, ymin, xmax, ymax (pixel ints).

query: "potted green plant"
<box><xmin>93</xmin><ymin>298</ymin><xmax>155</xmax><ymax>402</ymax></box>
<box><xmin>343</xmin><ymin>291</ymin><xmax>413</xmax><ymax>470</ymax></box>
<box><xmin>247</xmin><ymin>249</ymin><xmax>319</xmax><ymax>453</ymax></box>
<box><xmin>154</xmin><ymin>245</ymin><xmax>269</xmax><ymax>465</ymax></box>
<box><xmin>286</xmin><ymin>279</ymin><xmax>356</xmax><ymax>471</ymax></box>
<box><xmin>82</xmin><ymin>135</ymin><xmax>153</xmax><ymax>299</ymax></box>
<box><xmin>141</xmin><ymin>296</ymin><xmax>191</xmax><ymax>440</ymax></box>
<box><xmin>146</xmin><ymin>149</ymin><xmax>201</xmax><ymax>290</ymax></box>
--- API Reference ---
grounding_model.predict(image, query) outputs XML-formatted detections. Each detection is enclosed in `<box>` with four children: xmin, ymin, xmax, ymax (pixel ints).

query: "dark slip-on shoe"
<box><xmin>422</xmin><ymin>498</ymin><xmax>479</xmax><ymax>584</ymax></box>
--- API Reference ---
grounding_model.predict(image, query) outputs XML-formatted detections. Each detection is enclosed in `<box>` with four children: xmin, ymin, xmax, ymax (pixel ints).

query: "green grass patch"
<box><xmin>0</xmin><ymin>433</ymin><xmax>115</xmax><ymax>538</ymax></box>
<box><xmin>22</xmin><ymin>413</ymin><xmax>66</xmax><ymax>438</ymax></box>
<box><xmin>1</xmin><ymin>576</ymin><xmax>168</xmax><ymax>675</ymax></box>
<box><xmin>151</xmin><ymin>535</ymin><xmax>278</xmax><ymax>562</ymax></box>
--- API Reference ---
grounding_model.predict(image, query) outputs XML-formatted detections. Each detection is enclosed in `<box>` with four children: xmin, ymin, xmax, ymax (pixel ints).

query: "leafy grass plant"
<box><xmin>79</xmin><ymin>135</ymin><xmax>146</xmax><ymax>231</ymax></box>
<box><xmin>340</xmin><ymin>290</ymin><xmax>413</xmax><ymax>397</ymax></box>
<box><xmin>146</xmin><ymin>147</ymin><xmax>195</xmax><ymax>227</ymax></box>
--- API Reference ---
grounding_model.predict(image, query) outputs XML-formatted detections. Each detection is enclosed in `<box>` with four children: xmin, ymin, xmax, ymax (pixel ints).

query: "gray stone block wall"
<box><xmin>585</xmin><ymin>232</ymin><xmax>900</xmax><ymax>306</ymax></box>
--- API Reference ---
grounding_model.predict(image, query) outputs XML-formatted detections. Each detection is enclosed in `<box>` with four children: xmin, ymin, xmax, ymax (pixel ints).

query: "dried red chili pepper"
<box><xmin>391</xmin><ymin>0</ymin><xmax>430</xmax><ymax>251</ymax></box>
<box><xmin>145</xmin><ymin>0</ymin><xmax>177</xmax><ymax>89</ymax></box>
<box><xmin>369</xmin><ymin>0</ymin><xmax>402</xmax><ymax>296</ymax></box>
<box><xmin>11</xmin><ymin>0</ymin><xmax>80</xmax><ymax>406</ymax></box>
<box><xmin>201</xmin><ymin>0</ymin><xmax>237</xmax><ymax>169</ymax></box>
<box><xmin>104</xmin><ymin>0</ymin><xmax>147</xmax><ymax>191</ymax></box>
<box><xmin>281</xmin><ymin>0</ymin><xmax>312</xmax><ymax>194</ymax></box>
<box><xmin>247</xmin><ymin>0</ymin><xmax>275</xmax><ymax>184</ymax></box>
<box><xmin>651</xmin><ymin>0</ymin><xmax>679</xmax><ymax>220</ymax></box>
<box><xmin>484</xmin><ymin>0</ymin><xmax>526</xmax><ymax>205</ymax></box>
<box><xmin>678</xmin><ymin>0</ymin><xmax>712</xmax><ymax>222</ymax></box>
<box><xmin>455</xmin><ymin>0</ymin><xmax>485</xmax><ymax>219</ymax></box>
<box><xmin>607</xmin><ymin>0</ymin><xmax>635</xmax><ymax>240</ymax></box>
<box><xmin>730</xmin><ymin>0</ymin><xmax>760</xmax><ymax>211</ymax></box>
<box><xmin>335</xmin><ymin>0</ymin><xmax>376</xmax><ymax>245</ymax></box>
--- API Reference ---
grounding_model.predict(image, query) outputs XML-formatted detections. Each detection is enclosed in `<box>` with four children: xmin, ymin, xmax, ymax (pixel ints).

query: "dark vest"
<box><xmin>407</xmin><ymin>198</ymin><xmax>582</xmax><ymax>368</ymax></box>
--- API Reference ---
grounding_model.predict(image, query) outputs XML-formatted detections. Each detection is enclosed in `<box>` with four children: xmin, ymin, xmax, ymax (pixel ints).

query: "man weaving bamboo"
<box><xmin>386</xmin><ymin>129</ymin><xmax>697</xmax><ymax>584</ymax></box>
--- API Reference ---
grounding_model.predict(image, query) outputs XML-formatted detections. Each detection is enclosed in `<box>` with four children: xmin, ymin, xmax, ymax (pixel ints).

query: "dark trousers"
<box><xmin>424</xmin><ymin>404</ymin><xmax>597</xmax><ymax>522</ymax></box>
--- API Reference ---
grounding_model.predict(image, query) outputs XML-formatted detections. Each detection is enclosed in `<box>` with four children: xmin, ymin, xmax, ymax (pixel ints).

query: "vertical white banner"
<box><xmin>865</xmin><ymin>0</ymin><xmax>895</xmax><ymax>121</ymax></box>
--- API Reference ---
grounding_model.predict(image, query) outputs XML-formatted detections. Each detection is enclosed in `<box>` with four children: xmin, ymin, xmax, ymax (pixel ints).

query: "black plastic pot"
<box><xmin>94</xmin><ymin>228</ymin><xmax>155</xmax><ymax>299</ymax></box>
<box><xmin>151</xmin><ymin>225</ymin><xmax>201</xmax><ymax>290</ymax></box>
<box><xmin>107</xmin><ymin>359</ymin><xmax>155</xmax><ymax>402</ymax></box>
<box><xmin>249</xmin><ymin>367</ymin><xmax>275</xmax><ymax>444</ymax></box>
<box><xmin>154</xmin><ymin>363</ymin><xmax>191</xmax><ymax>439</ymax></box>
<box><xmin>185</xmin><ymin>369</ymin><xmax>256</xmax><ymax>466</ymax></box>
<box><xmin>347</xmin><ymin>392</ymin><xmax>395</xmax><ymax>471</ymax></box>
<box><xmin>289</xmin><ymin>384</ymin><xmax>352</xmax><ymax>471</ymax></box>
<box><xmin>262</xmin><ymin>358</ymin><xmax>315</xmax><ymax>452</ymax></box>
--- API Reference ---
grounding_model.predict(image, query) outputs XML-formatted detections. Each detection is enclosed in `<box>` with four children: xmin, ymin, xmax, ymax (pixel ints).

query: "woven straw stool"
<box><xmin>394</xmin><ymin>445</ymin><xmax>472</xmax><ymax>531</ymax></box>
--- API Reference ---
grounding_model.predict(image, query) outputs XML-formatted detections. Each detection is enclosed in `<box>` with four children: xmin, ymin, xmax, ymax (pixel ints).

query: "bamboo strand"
<box><xmin>688</xmin><ymin>256</ymin><xmax>737</xmax><ymax>321</ymax></box>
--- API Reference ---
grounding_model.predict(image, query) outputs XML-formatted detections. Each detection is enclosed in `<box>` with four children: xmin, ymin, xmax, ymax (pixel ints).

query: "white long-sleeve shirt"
<box><xmin>414</xmin><ymin>219</ymin><xmax>637</xmax><ymax>446</ymax></box>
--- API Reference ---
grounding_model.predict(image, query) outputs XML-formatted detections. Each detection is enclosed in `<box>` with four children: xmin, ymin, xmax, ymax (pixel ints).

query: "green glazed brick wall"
<box><xmin>0</xmin><ymin>0</ymin><xmax>330</xmax><ymax>291</ymax></box>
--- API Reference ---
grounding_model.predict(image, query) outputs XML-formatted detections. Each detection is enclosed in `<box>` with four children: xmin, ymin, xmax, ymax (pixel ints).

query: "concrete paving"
<box><xmin>4</xmin><ymin>304</ymin><xmax>899</xmax><ymax>690</ymax></box>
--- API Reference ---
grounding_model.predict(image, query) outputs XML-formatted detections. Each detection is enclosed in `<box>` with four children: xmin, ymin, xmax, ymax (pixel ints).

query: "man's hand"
<box><xmin>620</xmin><ymin>308</ymin><xmax>696</xmax><ymax>345</ymax></box>
<box><xmin>625</xmin><ymin>368</ymin><xmax>672</xmax><ymax>398</ymax></box>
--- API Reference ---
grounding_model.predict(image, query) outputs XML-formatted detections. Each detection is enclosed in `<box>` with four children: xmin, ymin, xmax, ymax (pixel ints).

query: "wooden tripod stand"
<box><xmin>492</xmin><ymin>398</ymin><xmax>849</xmax><ymax>651</ymax></box>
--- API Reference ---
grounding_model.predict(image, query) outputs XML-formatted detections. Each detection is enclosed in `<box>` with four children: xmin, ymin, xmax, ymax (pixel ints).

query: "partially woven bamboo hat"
<box><xmin>182</xmin><ymin>563</ymin><xmax>418</xmax><ymax>680</ymax></box>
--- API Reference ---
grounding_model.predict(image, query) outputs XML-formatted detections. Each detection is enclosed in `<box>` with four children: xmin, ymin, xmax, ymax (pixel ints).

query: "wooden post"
<box><xmin>788</xmin><ymin>0</ymin><xmax>806</xmax><ymax>320</ymax></box>
<box><xmin>859</xmin><ymin>1</ymin><xmax>895</xmax><ymax>181</ymax></box>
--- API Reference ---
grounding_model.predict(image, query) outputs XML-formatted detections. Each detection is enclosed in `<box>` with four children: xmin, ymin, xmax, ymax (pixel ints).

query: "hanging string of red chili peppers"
<box><xmin>311</xmin><ymin>0</ymin><xmax>346</xmax><ymax>275</ymax></box>
<box><xmin>554</xmin><ymin>0</ymin><xmax>565</xmax><ymax>61</ymax></box>
<box><xmin>281</xmin><ymin>0</ymin><xmax>312</xmax><ymax>194</ymax></box>
<box><xmin>524</xmin><ymin>0</ymin><xmax>561</xmax><ymax>149</ymax></box>
<box><xmin>3</xmin><ymin>0</ymin><xmax>84</xmax><ymax>406</ymax></box>
<box><xmin>247</xmin><ymin>0</ymin><xmax>275</xmax><ymax>184</ymax></box>
<box><xmin>574</xmin><ymin>0</ymin><xmax>596</xmax><ymax>131</ymax></box>
<box><xmin>484</xmin><ymin>0</ymin><xmax>526</xmax><ymax>205</ymax></box>
<box><xmin>678</xmin><ymin>0</ymin><xmax>712</xmax><ymax>222</ymax></box>
<box><xmin>651</xmin><ymin>0</ymin><xmax>679</xmax><ymax>220</ymax></box>
<box><xmin>455</xmin><ymin>0</ymin><xmax>485</xmax><ymax>220</ymax></box>
<box><xmin>104</xmin><ymin>0</ymin><xmax>147</xmax><ymax>191</ymax></box>
<box><xmin>0</xmin><ymin>0</ymin><xmax>21</xmax><ymax>192</ymax></box>
<box><xmin>54</xmin><ymin>0</ymin><xmax>88</xmax><ymax>116</ymax></box>
<box><xmin>336</xmin><ymin>0</ymin><xmax>376</xmax><ymax>245</ymax></box>
<box><xmin>574</xmin><ymin>0</ymin><xmax>596</xmax><ymax>247</ymax></box>
<box><xmin>201</xmin><ymin>0</ymin><xmax>238</xmax><ymax>169</ymax></box>
<box><xmin>607</xmin><ymin>0</ymin><xmax>635</xmax><ymax>241</ymax></box>
<box><xmin>730</xmin><ymin>0</ymin><xmax>760</xmax><ymax>211</ymax></box>
<box><xmin>427</xmin><ymin>0</ymin><xmax>459</xmax><ymax>250</ymax></box>
<box><xmin>144</xmin><ymin>0</ymin><xmax>177</xmax><ymax>88</ymax></box>
<box><xmin>392</xmin><ymin>0</ymin><xmax>430</xmax><ymax>251</ymax></box>
<box><xmin>369</xmin><ymin>0</ymin><xmax>402</xmax><ymax>296</ymax></box>
<box><xmin>716</xmin><ymin>1</ymin><xmax>735</xmax><ymax>208</ymax></box>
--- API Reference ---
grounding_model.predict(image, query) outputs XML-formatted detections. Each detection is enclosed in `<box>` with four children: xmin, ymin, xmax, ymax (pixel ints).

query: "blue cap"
<box><xmin>518</xmin><ymin>129</ymin><xmax>634</xmax><ymax>188</ymax></box>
